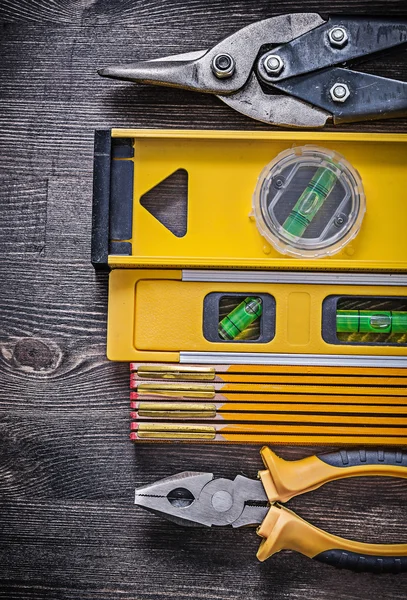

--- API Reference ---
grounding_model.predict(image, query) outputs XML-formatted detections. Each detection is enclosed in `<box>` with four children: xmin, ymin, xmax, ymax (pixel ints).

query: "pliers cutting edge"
<box><xmin>99</xmin><ymin>14</ymin><xmax>407</xmax><ymax>128</ymax></box>
<box><xmin>134</xmin><ymin>448</ymin><xmax>407</xmax><ymax>572</ymax></box>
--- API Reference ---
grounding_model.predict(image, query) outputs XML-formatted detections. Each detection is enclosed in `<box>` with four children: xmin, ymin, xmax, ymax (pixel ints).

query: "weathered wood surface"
<box><xmin>0</xmin><ymin>1</ymin><xmax>406</xmax><ymax>598</ymax></box>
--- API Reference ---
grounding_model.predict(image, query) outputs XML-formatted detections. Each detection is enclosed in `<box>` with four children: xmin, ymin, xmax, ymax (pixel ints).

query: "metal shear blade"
<box><xmin>98</xmin><ymin>14</ymin><xmax>324</xmax><ymax>94</ymax></box>
<box><xmin>98</xmin><ymin>13</ymin><xmax>330</xmax><ymax>127</ymax></box>
<box><xmin>134</xmin><ymin>471</ymin><xmax>269</xmax><ymax>528</ymax></box>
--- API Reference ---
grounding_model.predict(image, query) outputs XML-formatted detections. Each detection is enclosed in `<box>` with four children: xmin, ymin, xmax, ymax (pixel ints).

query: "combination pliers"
<box><xmin>134</xmin><ymin>448</ymin><xmax>407</xmax><ymax>573</ymax></box>
<box><xmin>99</xmin><ymin>14</ymin><xmax>407</xmax><ymax>128</ymax></box>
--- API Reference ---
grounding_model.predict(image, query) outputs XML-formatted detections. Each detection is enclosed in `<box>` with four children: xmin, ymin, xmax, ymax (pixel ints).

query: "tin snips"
<box><xmin>99</xmin><ymin>14</ymin><xmax>407</xmax><ymax>128</ymax></box>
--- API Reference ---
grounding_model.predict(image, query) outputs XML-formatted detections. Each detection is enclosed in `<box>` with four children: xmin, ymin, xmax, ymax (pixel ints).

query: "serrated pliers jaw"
<box><xmin>134</xmin><ymin>470</ymin><xmax>269</xmax><ymax>528</ymax></box>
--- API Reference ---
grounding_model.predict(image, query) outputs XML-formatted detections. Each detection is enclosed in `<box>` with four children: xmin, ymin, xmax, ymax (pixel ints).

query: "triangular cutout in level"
<box><xmin>140</xmin><ymin>168</ymin><xmax>188</xmax><ymax>237</ymax></box>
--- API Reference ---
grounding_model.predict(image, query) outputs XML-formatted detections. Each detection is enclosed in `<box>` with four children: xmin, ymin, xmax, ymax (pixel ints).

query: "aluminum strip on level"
<box><xmin>180</xmin><ymin>352</ymin><xmax>407</xmax><ymax>368</ymax></box>
<box><xmin>182</xmin><ymin>270</ymin><xmax>407</xmax><ymax>286</ymax></box>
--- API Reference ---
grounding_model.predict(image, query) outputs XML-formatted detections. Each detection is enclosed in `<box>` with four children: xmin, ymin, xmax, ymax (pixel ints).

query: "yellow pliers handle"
<box><xmin>257</xmin><ymin>448</ymin><xmax>407</xmax><ymax>572</ymax></box>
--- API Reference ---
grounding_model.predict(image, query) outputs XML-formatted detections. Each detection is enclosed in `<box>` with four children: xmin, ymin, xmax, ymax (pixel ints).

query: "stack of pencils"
<box><xmin>129</xmin><ymin>363</ymin><xmax>407</xmax><ymax>444</ymax></box>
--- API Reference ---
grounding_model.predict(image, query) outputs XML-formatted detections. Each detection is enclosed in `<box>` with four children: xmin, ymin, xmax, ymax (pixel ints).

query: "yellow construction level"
<box><xmin>92</xmin><ymin>129</ymin><xmax>407</xmax><ymax>272</ymax></box>
<box><xmin>107</xmin><ymin>269</ymin><xmax>407</xmax><ymax>362</ymax></box>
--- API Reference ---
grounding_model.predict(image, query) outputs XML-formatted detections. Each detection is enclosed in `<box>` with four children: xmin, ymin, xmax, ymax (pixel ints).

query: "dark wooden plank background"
<box><xmin>0</xmin><ymin>1</ymin><xmax>406</xmax><ymax>598</ymax></box>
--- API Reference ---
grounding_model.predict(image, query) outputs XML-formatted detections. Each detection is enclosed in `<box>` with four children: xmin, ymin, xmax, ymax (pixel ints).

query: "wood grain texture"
<box><xmin>0</xmin><ymin>178</ymin><xmax>47</xmax><ymax>255</ymax></box>
<box><xmin>0</xmin><ymin>1</ymin><xmax>406</xmax><ymax>598</ymax></box>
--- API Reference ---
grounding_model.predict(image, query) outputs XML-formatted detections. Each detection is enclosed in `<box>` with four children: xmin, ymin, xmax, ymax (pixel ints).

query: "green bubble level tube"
<box><xmin>282</xmin><ymin>166</ymin><xmax>338</xmax><ymax>238</ymax></box>
<box><xmin>218</xmin><ymin>297</ymin><xmax>263</xmax><ymax>341</ymax></box>
<box><xmin>337</xmin><ymin>310</ymin><xmax>407</xmax><ymax>334</ymax></box>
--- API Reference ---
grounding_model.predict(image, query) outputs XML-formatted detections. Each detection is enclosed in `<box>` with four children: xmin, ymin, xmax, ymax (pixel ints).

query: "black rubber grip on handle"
<box><xmin>318</xmin><ymin>449</ymin><xmax>407</xmax><ymax>468</ymax></box>
<box><xmin>314</xmin><ymin>550</ymin><xmax>407</xmax><ymax>573</ymax></box>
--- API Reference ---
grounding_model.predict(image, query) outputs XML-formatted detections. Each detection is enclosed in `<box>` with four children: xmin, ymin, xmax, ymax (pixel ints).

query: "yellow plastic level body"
<box><xmin>109</xmin><ymin>129</ymin><xmax>407</xmax><ymax>272</ymax></box>
<box><xmin>107</xmin><ymin>269</ymin><xmax>406</xmax><ymax>361</ymax></box>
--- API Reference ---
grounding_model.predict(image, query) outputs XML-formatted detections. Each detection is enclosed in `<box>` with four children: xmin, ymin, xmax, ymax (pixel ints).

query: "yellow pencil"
<box><xmin>130</xmin><ymin>401</ymin><xmax>407</xmax><ymax>420</ymax></box>
<box><xmin>130</xmin><ymin>422</ymin><xmax>407</xmax><ymax>444</ymax></box>
<box><xmin>130</xmin><ymin>391</ymin><xmax>407</xmax><ymax>405</ymax></box>
<box><xmin>131</xmin><ymin>370</ymin><xmax>407</xmax><ymax>387</ymax></box>
<box><xmin>131</xmin><ymin>380</ymin><xmax>407</xmax><ymax>399</ymax></box>
<box><xmin>131</xmin><ymin>363</ymin><xmax>407</xmax><ymax>380</ymax></box>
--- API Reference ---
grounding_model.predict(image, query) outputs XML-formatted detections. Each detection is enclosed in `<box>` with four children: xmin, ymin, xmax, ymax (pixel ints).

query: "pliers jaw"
<box><xmin>134</xmin><ymin>471</ymin><xmax>269</xmax><ymax>528</ymax></box>
<box><xmin>134</xmin><ymin>472</ymin><xmax>213</xmax><ymax>527</ymax></box>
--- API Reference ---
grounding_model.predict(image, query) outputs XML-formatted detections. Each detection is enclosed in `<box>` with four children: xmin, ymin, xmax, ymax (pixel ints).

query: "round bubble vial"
<box><xmin>252</xmin><ymin>145</ymin><xmax>366</xmax><ymax>258</ymax></box>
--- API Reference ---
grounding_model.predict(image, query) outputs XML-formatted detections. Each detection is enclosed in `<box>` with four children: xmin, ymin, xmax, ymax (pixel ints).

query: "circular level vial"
<box><xmin>252</xmin><ymin>145</ymin><xmax>366</xmax><ymax>259</ymax></box>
